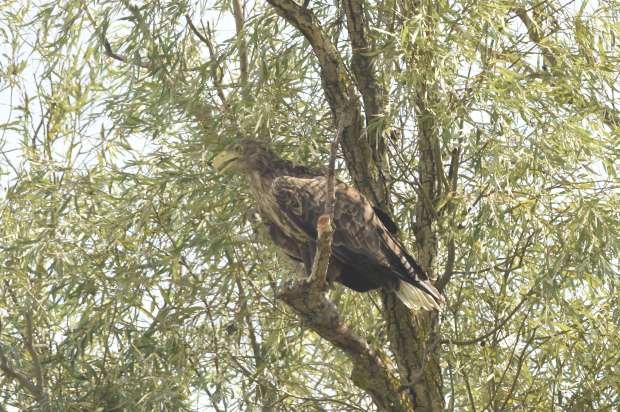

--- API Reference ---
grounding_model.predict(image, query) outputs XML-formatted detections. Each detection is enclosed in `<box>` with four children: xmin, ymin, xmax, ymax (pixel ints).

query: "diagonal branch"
<box><xmin>514</xmin><ymin>5</ymin><xmax>620</xmax><ymax>131</ymax></box>
<box><xmin>266</xmin><ymin>0</ymin><xmax>389</xmax><ymax>209</ymax></box>
<box><xmin>277</xmin><ymin>282</ymin><xmax>408</xmax><ymax>411</ymax></box>
<box><xmin>0</xmin><ymin>312</ymin><xmax>48</xmax><ymax>408</ymax></box>
<box><xmin>0</xmin><ymin>345</ymin><xmax>40</xmax><ymax>399</ymax></box>
<box><xmin>185</xmin><ymin>15</ymin><xmax>228</xmax><ymax>105</ymax></box>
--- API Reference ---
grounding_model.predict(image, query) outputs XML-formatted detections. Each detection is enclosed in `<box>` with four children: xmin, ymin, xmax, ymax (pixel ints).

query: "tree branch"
<box><xmin>342</xmin><ymin>0</ymin><xmax>385</xmax><ymax>121</ymax></box>
<box><xmin>0</xmin><ymin>345</ymin><xmax>40</xmax><ymax>400</ymax></box>
<box><xmin>277</xmin><ymin>282</ymin><xmax>407</xmax><ymax>411</ymax></box>
<box><xmin>266</xmin><ymin>0</ymin><xmax>389</xmax><ymax>208</ymax></box>
<box><xmin>185</xmin><ymin>15</ymin><xmax>228</xmax><ymax>105</ymax></box>
<box><xmin>277</xmin><ymin>123</ymin><xmax>407</xmax><ymax>410</ymax></box>
<box><xmin>308</xmin><ymin>124</ymin><xmax>342</xmax><ymax>289</ymax></box>
<box><xmin>441</xmin><ymin>284</ymin><xmax>538</xmax><ymax>346</ymax></box>
<box><xmin>231</xmin><ymin>0</ymin><xmax>249</xmax><ymax>88</ymax></box>
<box><xmin>514</xmin><ymin>6</ymin><xmax>557</xmax><ymax>68</ymax></box>
<box><xmin>514</xmin><ymin>5</ymin><xmax>620</xmax><ymax>131</ymax></box>
<box><xmin>23</xmin><ymin>311</ymin><xmax>46</xmax><ymax>403</ymax></box>
<box><xmin>341</xmin><ymin>0</ymin><xmax>390</xmax><ymax>207</ymax></box>
<box><xmin>0</xmin><ymin>312</ymin><xmax>48</xmax><ymax>408</ymax></box>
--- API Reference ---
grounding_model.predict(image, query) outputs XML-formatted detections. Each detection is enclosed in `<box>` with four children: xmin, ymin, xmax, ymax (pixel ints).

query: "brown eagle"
<box><xmin>213</xmin><ymin>140</ymin><xmax>444</xmax><ymax>311</ymax></box>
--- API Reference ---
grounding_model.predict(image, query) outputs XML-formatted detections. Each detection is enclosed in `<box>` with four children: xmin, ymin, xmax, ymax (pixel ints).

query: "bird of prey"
<box><xmin>213</xmin><ymin>139</ymin><xmax>445</xmax><ymax>311</ymax></box>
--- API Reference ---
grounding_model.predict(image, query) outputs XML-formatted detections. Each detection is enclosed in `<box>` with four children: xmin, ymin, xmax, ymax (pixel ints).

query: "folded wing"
<box><xmin>271</xmin><ymin>176</ymin><xmax>444</xmax><ymax>310</ymax></box>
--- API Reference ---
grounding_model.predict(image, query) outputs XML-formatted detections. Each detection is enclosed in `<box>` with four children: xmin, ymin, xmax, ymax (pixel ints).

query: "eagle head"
<box><xmin>212</xmin><ymin>139</ymin><xmax>275</xmax><ymax>174</ymax></box>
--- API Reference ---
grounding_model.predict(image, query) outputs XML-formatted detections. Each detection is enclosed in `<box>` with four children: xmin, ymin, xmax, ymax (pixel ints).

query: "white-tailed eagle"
<box><xmin>213</xmin><ymin>140</ymin><xmax>444</xmax><ymax>311</ymax></box>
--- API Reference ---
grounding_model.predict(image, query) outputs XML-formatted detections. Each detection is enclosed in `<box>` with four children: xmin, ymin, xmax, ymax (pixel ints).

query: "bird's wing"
<box><xmin>265</xmin><ymin>223</ymin><xmax>302</xmax><ymax>262</ymax></box>
<box><xmin>271</xmin><ymin>176</ymin><xmax>444</xmax><ymax>308</ymax></box>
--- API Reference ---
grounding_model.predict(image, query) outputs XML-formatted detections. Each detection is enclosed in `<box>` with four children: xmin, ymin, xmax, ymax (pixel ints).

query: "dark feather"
<box><xmin>215</xmin><ymin>139</ymin><xmax>445</xmax><ymax>310</ymax></box>
<box><xmin>271</xmin><ymin>176</ymin><xmax>444</xmax><ymax>308</ymax></box>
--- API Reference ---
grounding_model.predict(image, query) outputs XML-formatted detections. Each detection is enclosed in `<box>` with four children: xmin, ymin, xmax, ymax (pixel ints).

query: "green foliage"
<box><xmin>1</xmin><ymin>0</ymin><xmax>619</xmax><ymax>410</ymax></box>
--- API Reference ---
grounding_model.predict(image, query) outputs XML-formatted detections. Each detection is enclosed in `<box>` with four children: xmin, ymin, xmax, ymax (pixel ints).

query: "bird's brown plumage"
<box><xmin>213</xmin><ymin>139</ymin><xmax>445</xmax><ymax>310</ymax></box>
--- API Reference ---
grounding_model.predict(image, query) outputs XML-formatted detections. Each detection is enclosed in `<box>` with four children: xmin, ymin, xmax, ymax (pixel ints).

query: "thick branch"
<box><xmin>266</xmin><ymin>0</ymin><xmax>389</xmax><ymax>208</ymax></box>
<box><xmin>277</xmin><ymin>282</ymin><xmax>408</xmax><ymax>411</ymax></box>
<box><xmin>342</xmin><ymin>0</ymin><xmax>386</xmax><ymax>121</ymax></box>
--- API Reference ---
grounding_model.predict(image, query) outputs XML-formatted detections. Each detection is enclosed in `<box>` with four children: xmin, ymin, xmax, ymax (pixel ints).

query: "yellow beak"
<box><xmin>212</xmin><ymin>150</ymin><xmax>240</xmax><ymax>173</ymax></box>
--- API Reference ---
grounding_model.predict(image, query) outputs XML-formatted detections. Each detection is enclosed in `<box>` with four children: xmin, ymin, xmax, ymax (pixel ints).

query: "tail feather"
<box><xmin>395</xmin><ymin>281</ymin><xmax>444</xmax><ymax>311</ymax></box>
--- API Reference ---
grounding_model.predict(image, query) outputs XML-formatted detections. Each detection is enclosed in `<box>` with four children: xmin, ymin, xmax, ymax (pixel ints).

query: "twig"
<box><xmin>231</xmin><ymin>0</ymin><xmax>249</xmax><ymax>88</ymax></box>
<box><xmin>24</xmin><ymin>311</ymin><xmax>46</xmax><ymax>402</ymax></box>
<box><xmin>437</xmin><ymin>237</ymin><xmax>455</xmax><ymax>292</ymax></box>
<box><xmin>0</xmin><ymin>312</ymin><xmax>48</xmax><ymax>408</ymax></box>
<box><xmin>101</xmin><ymin>37</ymin><xmax>127</xmax><ymax>63</ymax></box>
<box><xmin>441</xmin><ymin>284</ymin><xmax>537</xmax><ymax>346</ymax></box>
<box><xmin>326</xmin><ymin>121</ymin><xmax>342</xmax><ymax>217</ymax></box>
<box><xmin>309</xmin><ymin>122</ymin><xmax>343</xmax><ymax>289</ymax></box>
<box><xmin>0</xmin><ymin>345</ymin><xmax>40</xmax><ymax>398</ymax></box>
<box><xmin>80</xmin><ymin>1</ymin><xmax>150</xmax><ymax>68</ymax></box>
<box><xmin>185</xmin><ymin>15</ymin><xmax>228</xmax><ymax>105</ymax></box>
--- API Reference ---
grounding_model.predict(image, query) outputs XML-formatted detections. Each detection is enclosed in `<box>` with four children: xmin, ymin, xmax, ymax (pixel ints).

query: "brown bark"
<box><xmin>266</xmin><ymin>0</ymin><xmax>389</xmax><ymax>209</ymax></box>
<box><xmin>267</xmin><ymin>1</ymin><xmax>446</xmax><ymax>411</ymax></box>
<box><xmin>278</xmin><ymin>281</ymin><xmax>409</xmax><ymax>411</ymax></box>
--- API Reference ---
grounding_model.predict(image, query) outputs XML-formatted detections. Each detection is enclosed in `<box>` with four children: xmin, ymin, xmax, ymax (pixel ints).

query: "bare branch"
<box><xmin>325</xmin><ymin>121</ymin><xmax>342</xmax><ymax>218</ymax></box>
<box><xmin>231</xmin><ymin>0</ymin><xmax>249</xmax><ymax>88</ymax></box>
<box><xmin>308</xmin><ymin>123</ymin><xmax>342</xmax><ymax>289</ymax></box>
<box><xmin>277</xmin><ymin>282</ymin><xmax>408</xmax><ymax>411</ymax></box>
<box><xmin>266</xmin><ymin>0</ymin><xmax>389</xmax><ymax>208</ymax></box>
<box><xmin>185</xmin><ymin>15</ymin><xmax>228</xmax><ymax>105</ymax></box>
<box><xmin>308</xmin><ymin>215</ymin><xmax>333</xmax><ymax>290</ymax></box>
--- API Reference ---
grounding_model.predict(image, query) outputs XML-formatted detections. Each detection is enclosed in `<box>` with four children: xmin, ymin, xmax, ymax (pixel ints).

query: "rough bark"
<box><xmin>278</xmin><ymin>281</ymin><xmax>410</xmax><ymax>411</ymax></box>
<box><xmin>266</xmin><ymin>0</ymin><xmax>389</xmax><ymax>209</ymax></box>
<box><xmin>267</xmin><ymin>1</ymin><xmax>446</xmax><ymax>411</ymax></box>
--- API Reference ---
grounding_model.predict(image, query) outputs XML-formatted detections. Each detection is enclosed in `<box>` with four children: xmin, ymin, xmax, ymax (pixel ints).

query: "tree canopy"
<box><xmin>1</xmin><ymin>0</ymin><xmax>619</xmax><ymax>411</ymax></box>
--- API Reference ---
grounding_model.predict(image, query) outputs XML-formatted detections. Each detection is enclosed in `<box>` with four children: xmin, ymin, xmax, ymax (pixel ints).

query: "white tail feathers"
<box><xmin>395</xmin><ymin>281</ymin><xmax>443</xmax><ymax>311</ymax></box>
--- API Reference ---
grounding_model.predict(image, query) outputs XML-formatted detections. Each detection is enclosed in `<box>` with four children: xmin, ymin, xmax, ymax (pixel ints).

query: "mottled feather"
<box><xmin>272</xmin><ymin>176</ymin><xmax>445</xmax><ymax>309</ymax></box>
<box><xmin>213</xmin><ymin>139</ymin><xmax>445</xmax><ymax>310</ymax></box>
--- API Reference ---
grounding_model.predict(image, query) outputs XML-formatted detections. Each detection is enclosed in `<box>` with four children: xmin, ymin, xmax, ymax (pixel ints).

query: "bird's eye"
<box><xmin>233</xmin><ymin>144</ymin><xmax>243</xmax><ymax>154</ymax></box>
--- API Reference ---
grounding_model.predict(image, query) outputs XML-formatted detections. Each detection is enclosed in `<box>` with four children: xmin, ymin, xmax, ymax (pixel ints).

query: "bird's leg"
<box><xmin>325</xmin><ymin>258</ymin><xmax>342</xmax><ymax>288</ymax></box>
<box><xmin>300</xmin><ymin>245</ymin><xmax>316</xmax><ymax>278</ymax></box>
